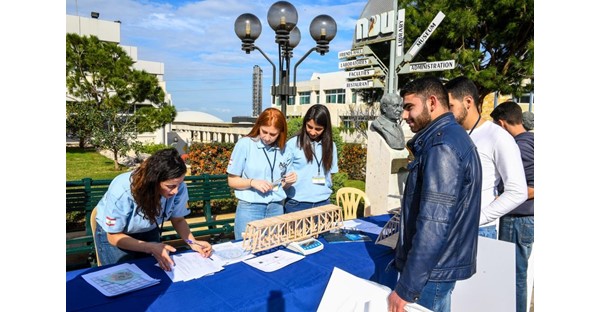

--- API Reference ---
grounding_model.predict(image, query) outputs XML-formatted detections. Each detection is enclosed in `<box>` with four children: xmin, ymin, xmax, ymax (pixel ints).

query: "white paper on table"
<box><xmin>342</xmin><ymin>219</ymin><xmax>383</xmax><ymax>235</ymax></box>
<box><xmin>82</xmin><ymin>263</ymin><xmax>160</xmax><ymax>297</ymax></box>
<box><xmin>160</xmin><ymin>252</ymin><xmax>224</xmax><ymax>282</ymax></box>
<box><xmin>317</xmin><ymin>267</ymin><xmax>390</xmax><ymax>312</ymax></box>
<box><xmin>242</xmin><ymin>249</ymin><xmax>304</xmax><ymax>272</ymax></box>
<box><xmin>317</xmin><ymin>267</ymin><xmax>432</xmax><ymax>312</ymax></box>
<box><xmin>211</xmin><ymin>241</ymin><xmax>255</xmax><ymax>266</ymax></box>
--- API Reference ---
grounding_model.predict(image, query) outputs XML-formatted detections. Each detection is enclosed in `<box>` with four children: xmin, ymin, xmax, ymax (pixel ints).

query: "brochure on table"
<box><xmin>81</xmin><ymin>263</ymin><xmax>160</xmax><ymax>297</ymax></box>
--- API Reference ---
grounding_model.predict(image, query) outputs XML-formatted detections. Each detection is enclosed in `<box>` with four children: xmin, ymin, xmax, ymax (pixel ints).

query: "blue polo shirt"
<box><xmin>95</xmin><ymin>171</ymin><xmax>190</xmax><ymax>234</ymax></box>
<box><xmin>284</xmin><ymin>136</ymin><xmax>338</xmax><ymax>202</ymax></box>
<box><xmin>227</xmin><ymin>136</ymin><xmax>291</xmax><ymax>203</ymax></box>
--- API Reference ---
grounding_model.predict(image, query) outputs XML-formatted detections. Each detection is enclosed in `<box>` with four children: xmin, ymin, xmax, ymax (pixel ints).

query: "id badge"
<box><xmin>312</xmin><ymin>176</ymin><xmax>326</xmax><ymax>185</ymax></box>
<box><xmin>272</xmin><ymin>184</ymin><xmax>280</xmax><ymax>191</ymax></box>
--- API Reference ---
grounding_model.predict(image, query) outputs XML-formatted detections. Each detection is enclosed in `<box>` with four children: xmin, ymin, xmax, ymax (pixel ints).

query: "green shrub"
<box><xmin>345</xmin><ymin>179</ymin><xmax>365</xmax><ymax>190</ymax></box>
<box><xmin>339</xmin><ymin>143</ymin><xmax>367</xmax><ymax>180</ymax></box>
<box><xmin>136</xmin><ymin>142</ymin><xmax>169</xmax><ymax>155</ymax></box>
<box><xmin>330</xmin><ymin>171</ymin><xmax>348</xmax><ymax>202</ymax></box>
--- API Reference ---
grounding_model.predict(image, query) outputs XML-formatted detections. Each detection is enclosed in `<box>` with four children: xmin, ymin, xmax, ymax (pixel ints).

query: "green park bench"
<box><xmin>66</xmin><ymin>174</ymin><xmax>236</xmax><ymax>270</ymax></box>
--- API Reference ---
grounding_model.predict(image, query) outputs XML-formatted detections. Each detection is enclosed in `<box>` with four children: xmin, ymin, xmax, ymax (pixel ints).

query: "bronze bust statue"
<box><xmin>370</xmin><ymin>93</ymin><xmax>405</xmax><ymax>150</ymax></box>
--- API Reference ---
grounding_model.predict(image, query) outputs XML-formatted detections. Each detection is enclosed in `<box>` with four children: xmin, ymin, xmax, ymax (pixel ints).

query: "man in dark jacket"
<box><xmin>387</xmin><ymin>77</ymin><xmax>482</xmax><ymax>312</ymax></box>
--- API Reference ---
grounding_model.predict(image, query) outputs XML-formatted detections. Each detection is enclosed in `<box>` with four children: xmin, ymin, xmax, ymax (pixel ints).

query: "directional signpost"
<box><xmin>338</xmin><ymin>45</ymin><xmax>386</xmax><ymax>90</ymax></box>
<box><xmin>395</xmin><ymin>11</ymin><xmax>455</xmax><ymax>78</ymax></box>
<box><xmin>398</xmin><ymin>60</ymin><xmax>456</xmax><ymax>74</ymax></box>
<box><xmin>342</xmin><ymin>4</ymin><xmax>456</xmax><ymax>94</ymax></box>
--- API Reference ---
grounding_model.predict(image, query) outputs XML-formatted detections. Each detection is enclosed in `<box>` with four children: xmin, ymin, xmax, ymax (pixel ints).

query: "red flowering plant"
<box><xmin>180</xmin><ymin>153</ymin><xmax>190</xmax><ymax>164</ymax></box>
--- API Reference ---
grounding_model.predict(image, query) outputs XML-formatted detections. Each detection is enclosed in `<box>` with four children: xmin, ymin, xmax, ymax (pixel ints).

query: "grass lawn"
<box><xmin>66</xmin><ymin>147</ymin><xmax>128</xmax><ymax>180</ymax></box>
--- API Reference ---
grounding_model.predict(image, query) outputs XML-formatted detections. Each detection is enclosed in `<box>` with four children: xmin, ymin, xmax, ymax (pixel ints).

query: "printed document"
<box><xmin>161</xmin><ymin>252</ymin><xmax>224</xmax><ymax>282</ymax></box>
<box><xmin>243</xmin><ymin>249</ymin><xmax>304</xmax><ymax>272</ymax></box>
<box><xmin>81</xmin><ymin>263</ymin><xmax>160</xmax><ymax>297</ymax></box>
<box><xmin>211</xmin><ymin>241</ymin><xmax>255</xmax><ymax>266</ymax></box>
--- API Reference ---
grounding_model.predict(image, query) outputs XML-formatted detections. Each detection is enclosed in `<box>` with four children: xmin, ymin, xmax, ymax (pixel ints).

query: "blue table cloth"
<box><xmin>66</xmin><ymin>214</ymin><xmax>397</xmax><ymax>312</ymax></box>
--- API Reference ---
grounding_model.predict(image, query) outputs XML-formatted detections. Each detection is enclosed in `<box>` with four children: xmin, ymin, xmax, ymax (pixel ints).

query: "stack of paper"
<box><xmin>341</xmin><ymin>219</ymin><xmax>383</xmax><ymax>235</ymax></box>
<box><xmin>317</xmin><ymin>267</ymin><xmax>432</xmax><ymax>312</ymax></box>
<box><xmin>211</xmin><ymin>241</ymin><xmax>256</xmax><ymax>266</ymax></box>
<box><xmin>162</xmin><ymin>252</ymin><xmax>224</xmax><ymax>282</ymax></box>
<box><xmin>82</xmin><ymin>263</ymin><xmax>160</xmax><ymax>297</ymax></box>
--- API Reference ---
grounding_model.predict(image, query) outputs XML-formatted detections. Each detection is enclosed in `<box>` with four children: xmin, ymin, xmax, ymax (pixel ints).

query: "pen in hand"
<box><xmin>185</xmin><ymin>239</ymin><xmax>214</xmax><ymax>261</ymax></box>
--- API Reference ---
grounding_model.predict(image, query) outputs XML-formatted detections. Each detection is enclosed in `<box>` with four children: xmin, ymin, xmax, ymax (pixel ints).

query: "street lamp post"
<box><xmin>234</xmin><ymin>1</ymin><xmax>337</xmax><ymax>117</ymax></box>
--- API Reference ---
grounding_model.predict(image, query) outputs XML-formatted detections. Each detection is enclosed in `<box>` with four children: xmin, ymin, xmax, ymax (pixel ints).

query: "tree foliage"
<box><xmin>66</xmin><ymin>33</ymin><xmax>176</xmax><ymax>169</ymax></box>
<box><xmin>368</xmin><ymin>0</ymin><xmax>534</xmax><ymax>103</ymax></box>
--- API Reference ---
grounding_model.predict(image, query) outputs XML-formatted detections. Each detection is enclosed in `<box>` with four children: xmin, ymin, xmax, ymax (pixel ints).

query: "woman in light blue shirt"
<box><xmin>227</xmin><ymin>108</ymin><xmax>297</xmax><ymax>240</ymax></box>
<box><xmin>94</xmin><ymin>148</ymin><xmax>212</xmax><ymax>271</ymax></box>
<box><xmin>284</xmin><ymin>104</ymin><xmax>338</xmax><ymax>213</ymax></box>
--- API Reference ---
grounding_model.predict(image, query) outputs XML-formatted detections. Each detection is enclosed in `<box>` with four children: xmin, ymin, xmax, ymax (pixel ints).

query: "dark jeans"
<box><xmin>94</xmin><ymin>223</ymin><xmax>161</xmax><ymax>266</ymax></box>
<box><xmin>417</xmin><ymin>280</ymin><xmax>456</xmax><ymax>312</ymax></box>
<box><xmin>284</xmin><ymin>199</ymin><xmax>330</xmax><ymax>214</ymax></box>
<box><xmin>499</xmin><ymin>215</ymin><xmax>534</xmax><ymax>312</ymax></box>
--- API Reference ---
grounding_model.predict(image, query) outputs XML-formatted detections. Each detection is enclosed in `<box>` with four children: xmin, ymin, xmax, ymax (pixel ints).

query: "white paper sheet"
<box><xmin>242</xmin><ymin>250</ymin><xmax>304</xmax><ymax>272</ymax></box>
<box><xmin>342</xmin><ymin>219</ymin><xmax>383</xmax><ymax>235</ymax></box>
<box><xmin>160</xmin><ymin>252</ymin><xmax>224</xmax><ymax>282</ymax></box>
<box><xmin>211</xmin><ymin>241</ymin><xmax>256</xmax><ymax>266</ymax></box>
<box><xmin>317</xmin><ymin>267</ymin><xmax>431</xmax><ymax>312</ymax></box>
<box><xmin>82</xmin><ymin>263</ymin><xmax>160</xmax><ymax>297</ymax></box>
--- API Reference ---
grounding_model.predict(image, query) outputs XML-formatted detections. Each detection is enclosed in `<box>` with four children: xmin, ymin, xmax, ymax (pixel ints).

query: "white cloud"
<box><xmin>66</xmin><ymin>0</ymin><xmax>364</xmax><ymax>121</ymax></box>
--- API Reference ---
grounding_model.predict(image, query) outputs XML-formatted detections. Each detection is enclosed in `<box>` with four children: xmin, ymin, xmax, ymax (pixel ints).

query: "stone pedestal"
<box><xmin>365</xmin><ymin>125</ymin><xmax>410</xmax><ymax>216</ymax></box>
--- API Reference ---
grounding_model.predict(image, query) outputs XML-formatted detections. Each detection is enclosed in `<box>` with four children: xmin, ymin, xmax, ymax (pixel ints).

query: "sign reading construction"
<box><xmin>346</xmin><ymin>69</ymin><xmax>375</xmax><ymax>78</ymax></box>
<box><xmin>400</xmin><ymin>60</ymin><xmax>455</xmax><ymax>73</ymax></box>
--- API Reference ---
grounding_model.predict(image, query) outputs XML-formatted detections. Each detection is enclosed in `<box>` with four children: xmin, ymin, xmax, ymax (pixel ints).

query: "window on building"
<box><xmin>352</xmin><ymin>91</ymin><xmax>357</xmax><ymax>104</ymax></box>
<box><xmin>339</xmin><ymin>115</ymin><xmax>376</xmax><ymax>130</ymax></box>
<box><xmin>299</xmin><ymin>91</ymin><xmax>311</xmax><ymax>105</ymax></box>
<box><xmin>325</xmin><ymin>89</ymin><xmax>346</xmax><ymax>104</ymax></box>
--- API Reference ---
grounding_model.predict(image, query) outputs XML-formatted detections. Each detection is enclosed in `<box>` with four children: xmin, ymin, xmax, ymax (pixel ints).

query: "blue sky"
<box><xmin>65</xmin><ymin>0</ymin><xmax>367</xmax><ymax>121</ymax></box>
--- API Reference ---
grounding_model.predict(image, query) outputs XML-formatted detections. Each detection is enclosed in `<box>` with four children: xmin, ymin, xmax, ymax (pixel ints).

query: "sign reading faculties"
<box><xmin>346</xmin><ymin>69</ymin><xmax>375</xmax><ymax>78</ymax></box>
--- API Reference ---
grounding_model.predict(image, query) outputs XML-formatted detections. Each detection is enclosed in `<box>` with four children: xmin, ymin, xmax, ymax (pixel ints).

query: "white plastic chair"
<box><xmin>335</xmin><ymin>187</ymin><xmax>372</xmax><ymax>220</ymax></box>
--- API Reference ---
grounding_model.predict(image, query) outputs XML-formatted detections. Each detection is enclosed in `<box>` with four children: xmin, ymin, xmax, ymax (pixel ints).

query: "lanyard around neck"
<box><xmin>469</xmin><ymin>115</ymin><xmax>482</xmax><ymax>136</ymax></box>
<box><xmin>311</xmin><ymin>142</ymin><xmax>323</xmax><ymax>176</ymax></box>
<box><xmin>262</xmin><ymin>148</ymin><xmax>277</xmax><ymax>182</ymax></box>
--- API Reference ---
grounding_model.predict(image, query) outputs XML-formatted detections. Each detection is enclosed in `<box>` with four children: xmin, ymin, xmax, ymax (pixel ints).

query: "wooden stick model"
<box><xmin>241</xmin><ymin>204</ymin><xmax>344</xmax><ymax>253</ymax></box>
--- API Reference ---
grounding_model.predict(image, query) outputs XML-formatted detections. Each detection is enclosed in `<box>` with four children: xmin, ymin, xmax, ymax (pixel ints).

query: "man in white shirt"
<box><xmin>445</xmin><ymin>77</ymin><xmax>527</xmax><ymax>238</ymax></box>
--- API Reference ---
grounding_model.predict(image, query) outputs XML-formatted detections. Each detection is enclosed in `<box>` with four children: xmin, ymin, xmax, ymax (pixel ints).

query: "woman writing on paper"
<box><xmin>94</xmin><ymin>148</ymin><xmax>212</xmax><ymax>271</ymax></box>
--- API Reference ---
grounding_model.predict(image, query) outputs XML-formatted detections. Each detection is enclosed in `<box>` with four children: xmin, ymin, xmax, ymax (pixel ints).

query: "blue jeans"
<box><xmin>234</xmin><ymin>200</ymin><xmax>284</xmax><ymax>240</ymax></box>
<box><xmin>94</xmin><ymin>223</ymin><xmax>160</xmax><ymax>266</ymax></box>
<box><xmin>284</xmin><ymin>198</ymin><xmax>330</xmax><ymax>213</ymax></box>
<box><xmin>499</xmin><ymin>215</ymin><xmax>534</xmax><ymax>312</ymax></box>
<box><xmin>416</xmin><ymin>280</ymin><xmax>456</xmax><ymax>312</ymax></box>
<box><xmin>478</xmin><ymin>224</ymin><xmax>497</xmax><ymax>239</ymax></box>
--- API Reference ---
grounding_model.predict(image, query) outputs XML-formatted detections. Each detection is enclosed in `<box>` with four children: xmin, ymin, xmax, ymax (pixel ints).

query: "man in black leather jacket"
<box><xmin>387</xmin><ymin>77</ymin><xmax>482</xmax><ymax>312</ymax></box>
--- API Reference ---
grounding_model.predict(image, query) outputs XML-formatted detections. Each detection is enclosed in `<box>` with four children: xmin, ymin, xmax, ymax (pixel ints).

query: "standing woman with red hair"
<box><xmin>227</xmin><ymin>108</ymin><xmax>297</xmax><ymax>240</ymax></box>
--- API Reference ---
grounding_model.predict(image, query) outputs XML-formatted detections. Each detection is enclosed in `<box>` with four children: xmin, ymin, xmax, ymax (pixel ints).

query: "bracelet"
<box><xmin>249</xmin><ymin>179</ymin><xmax>253</xmax><ymax>188</ymax></box>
